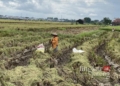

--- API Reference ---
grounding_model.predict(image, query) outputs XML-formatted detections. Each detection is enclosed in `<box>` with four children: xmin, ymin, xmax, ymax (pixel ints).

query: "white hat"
<box><xmin>51</xmin><ymin>32</ymin><xmax>58</xmax><ymax>36</ymax></box>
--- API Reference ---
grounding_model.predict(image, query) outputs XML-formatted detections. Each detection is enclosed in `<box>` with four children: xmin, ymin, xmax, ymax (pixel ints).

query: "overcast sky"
<box><xmin>0</xmin><ymin>0</ymin><xmax>119</xmax><ymax>20</ymax></box>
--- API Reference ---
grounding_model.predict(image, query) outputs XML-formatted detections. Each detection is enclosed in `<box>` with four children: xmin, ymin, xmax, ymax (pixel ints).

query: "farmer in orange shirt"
<box><xmin>51</xmin><ymin>32</ymin><xmax>58</xmax><ymax>52</ymax></box>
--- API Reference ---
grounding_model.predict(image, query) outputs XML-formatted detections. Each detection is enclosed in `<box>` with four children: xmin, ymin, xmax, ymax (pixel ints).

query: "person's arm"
<box><xmin>52</xmin><ymin>37</ymin><xmax>58</xmax><ymax>44</ymax></box>
<box><xmin>52</xmin><ymin>39</ymin><xmax>56</xmax><ymax>44</ymax></box>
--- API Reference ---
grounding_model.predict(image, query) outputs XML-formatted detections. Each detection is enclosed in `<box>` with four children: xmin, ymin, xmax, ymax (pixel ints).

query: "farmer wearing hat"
<box><xmin>50</xmin><ymin>32</ymin><xmax>59</xmax><ymax>52</ymax></box>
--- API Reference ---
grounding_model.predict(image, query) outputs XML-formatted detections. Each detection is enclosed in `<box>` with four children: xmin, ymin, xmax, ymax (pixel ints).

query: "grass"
<box><xmin>0</xmin><ymin>24</ymin><xmax>99</xmax><ymax>31</ymax></box>
<box><xmin>100</xmin><ymin>25</ymin><xmax>120</xmax><ymax>31</ymax></box>
<box><xmin>0</xmin><ymin>19</ymin><xmax>120</xmax><ymax>86</ymax></box>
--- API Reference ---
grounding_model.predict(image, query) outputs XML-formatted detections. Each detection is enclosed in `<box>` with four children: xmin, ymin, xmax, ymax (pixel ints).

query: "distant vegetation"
<box><xmin>1</xmin><ymin>15</ymin><xmax>120</xmax><ymax>26</ymax></box>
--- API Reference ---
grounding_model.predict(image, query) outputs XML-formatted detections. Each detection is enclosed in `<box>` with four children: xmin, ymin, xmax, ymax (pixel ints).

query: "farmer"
<box><xmin>112</xmin><ymin>28</ymin><xmax>115</xmax><ymax>32</ymax></box>
<box><xmin>50</xmin><ymin>32</ymin><xmax>58</xmax><ymax>52</ymax></box>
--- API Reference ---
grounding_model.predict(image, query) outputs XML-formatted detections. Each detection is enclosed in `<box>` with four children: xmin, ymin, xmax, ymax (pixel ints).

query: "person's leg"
<box><xmin>53</xmin><ymin>46</ymin><xmax>58</xmax><ymax>52</ymax></box>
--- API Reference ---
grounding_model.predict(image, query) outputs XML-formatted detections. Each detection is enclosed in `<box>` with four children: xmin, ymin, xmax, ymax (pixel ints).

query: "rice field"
<box><xmin>0</xmin><ymin>19</ymin><xmax>120</xmax><ymax>86</ymax></box>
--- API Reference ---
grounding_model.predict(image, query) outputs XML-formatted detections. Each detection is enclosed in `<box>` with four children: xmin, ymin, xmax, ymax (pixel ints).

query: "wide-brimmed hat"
<box><xmin>51</xmin><ymin>32</ymin><xmax>58</xmax><ymax>36</ymax></box>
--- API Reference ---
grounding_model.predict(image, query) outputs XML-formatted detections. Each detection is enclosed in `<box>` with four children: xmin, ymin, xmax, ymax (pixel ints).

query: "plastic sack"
<box><xmin>72</xmin><ymin>48</ymin><xmax>85</xmax><ymax>53</ymax></box>
<box><xmin>36</xmin><ymin>43</ymin><xmax>45</xmax><ymax>53</ymax></box>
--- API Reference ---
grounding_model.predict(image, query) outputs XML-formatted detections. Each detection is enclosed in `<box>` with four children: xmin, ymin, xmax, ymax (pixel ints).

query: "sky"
<box><xmin>0</xmin><ymin>0</ymin><xmax>120</xmax><ymax>20</ymax></box>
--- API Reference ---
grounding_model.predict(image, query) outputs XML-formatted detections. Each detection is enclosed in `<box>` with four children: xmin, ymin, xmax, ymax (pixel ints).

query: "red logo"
<box><xmin>102</xmin><ymin>65</ymin><xmax>110</xmax><ymax>72</ymax></box>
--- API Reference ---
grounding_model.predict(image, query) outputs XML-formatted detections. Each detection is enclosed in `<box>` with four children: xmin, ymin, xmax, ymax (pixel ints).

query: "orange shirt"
<box><xmin>52</xmin><ymin>37</ymin><xmax>58</xmax><ymax>48</ymax></box>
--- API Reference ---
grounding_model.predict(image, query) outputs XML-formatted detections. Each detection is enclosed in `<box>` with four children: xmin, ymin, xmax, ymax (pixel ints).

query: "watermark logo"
<box><xmin>79</xmin><ymin>65</ymin><xmax>111</xmax><ymax>77</ymax></box>
<box><xmin>79</xmin><ymin>66</ymin><xmax>92</xmax><ymax>74</ymax></box>
<box><xmin>79</xmin><ymin>65</ymin><xmax>120</xmax><ymax>80</ymax></box>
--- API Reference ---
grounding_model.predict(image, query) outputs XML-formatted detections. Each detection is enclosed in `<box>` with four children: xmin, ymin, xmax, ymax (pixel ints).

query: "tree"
<box><xmin>112</xmin><ymin>18</ymin><xmax>120</xmax><ymax>25</ymax></box>
<box><xmin>84</xmin><ymin>17</ymin><xmax>91</xmax><ymax>23</ymax></box>
<box><xmin>103</xmin><ymin>17</ymin><xmax>112</xmax><ymax>25</ymax></box>
<box><xmin>76</xmin><ymin>19</ymin><xmax>84</xmax><ymax>24</ymax></box>
<box><xmin>91</xmin><ymin>20</ymin><xmax>99</xmax><ymax>25</ymax></box>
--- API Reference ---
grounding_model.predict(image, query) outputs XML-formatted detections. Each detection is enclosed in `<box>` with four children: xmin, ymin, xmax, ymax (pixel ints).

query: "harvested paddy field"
<box><xmin>0</xmin><ymin>20</ymin><xmax>120</xmax><ymax>86</ymax></box>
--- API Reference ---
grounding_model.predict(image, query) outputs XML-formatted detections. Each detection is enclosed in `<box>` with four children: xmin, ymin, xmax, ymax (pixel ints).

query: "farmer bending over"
<box><xmin>51</xmin><ymin>32</ymin><xmax>58</xmax><ymax>52</ymax></box>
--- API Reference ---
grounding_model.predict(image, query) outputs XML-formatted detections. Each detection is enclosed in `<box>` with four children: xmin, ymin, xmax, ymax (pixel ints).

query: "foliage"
<box><xmin>84</xmin><ymin>17</ymin><xmax>91</xmax><ymax>23</ymax></box>
<box><xmin>102</xmin><ymin>17</ymin><xmax>112</xmax><ymax>25</ymax></box>
<box><xmin>91</xmin><ymin>20</ymin><xmax>100</xmax><ymax>25</ymax></box>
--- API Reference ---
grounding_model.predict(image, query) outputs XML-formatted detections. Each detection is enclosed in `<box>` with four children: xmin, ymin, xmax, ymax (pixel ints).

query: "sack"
<box><xmin>36</xmin><ymin>43</ymin><xmax>45</xmax><ymax>53</ymax></box>
<box><xmin>72</xmin><ymin>48</ymin><xmax>85</xmax><ymax>53</ymax></box>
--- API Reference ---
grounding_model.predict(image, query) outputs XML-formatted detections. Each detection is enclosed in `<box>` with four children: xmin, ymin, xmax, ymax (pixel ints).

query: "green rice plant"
<box><xmin>58</xmin><ymin>27</ymin><xmax>66</xmax><ymax>30</ymax></box>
